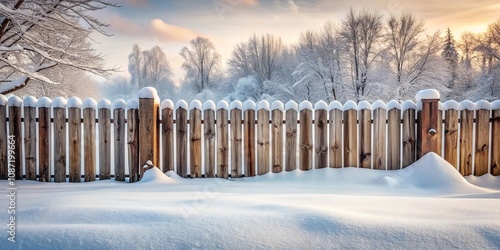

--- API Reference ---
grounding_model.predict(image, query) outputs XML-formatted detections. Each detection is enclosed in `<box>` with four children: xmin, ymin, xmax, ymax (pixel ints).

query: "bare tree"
<box><xmin>0</xmin><ymin>0</ymin><xmax>117</xmax><ymax>94</ymax></box>
<box><xmin>340</xmin><ymin>9</ymin><xmax>384</xmax><ymax>100</ymax></box>
<box><xmin>180</xmin><ymin>37</ymin><xmax>221</xmax><ymax>92</ymax></box>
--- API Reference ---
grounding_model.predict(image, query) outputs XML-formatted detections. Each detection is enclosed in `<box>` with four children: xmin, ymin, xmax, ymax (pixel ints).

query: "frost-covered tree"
<box><xmin>180</xmin><ymin>37</ymin><xmax>221</xmax><ymax>93</ymax></box>
<box><xmin>0</xmin><ymin>0</ymin><xmax>116</xmax><ymax>94</ymax></box>
<box><xmin>441</xmin><ymin>28</ymin><xmax>459</xmax><ymax>87</ymax></box>
<box><xmin>340</xmin><ymin>9</ymin><xmax>384</xmax><ymax>100</ymax></box>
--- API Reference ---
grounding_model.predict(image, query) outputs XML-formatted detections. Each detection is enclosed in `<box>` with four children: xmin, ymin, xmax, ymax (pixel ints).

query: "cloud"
<box><xmin>150</xmin><ymin>19</ymin><xmax>200</xmax><ymax>43</ymax></box>
<box><xmin>107</xmin><ymin>14</ymin><xmax>142</xmax><ymax>36</ymax></box>
<box><xmin>274</xmin><ymin>0</ymin><xmax>299</xmax><ymax>12</ymax></box>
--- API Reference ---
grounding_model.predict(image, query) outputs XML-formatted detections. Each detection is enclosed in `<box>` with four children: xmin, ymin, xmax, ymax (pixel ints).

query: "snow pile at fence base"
<box><xmin>138</xmin><ymin>166</ymin><xmax>176</xmax><ymax>184</ymax></box>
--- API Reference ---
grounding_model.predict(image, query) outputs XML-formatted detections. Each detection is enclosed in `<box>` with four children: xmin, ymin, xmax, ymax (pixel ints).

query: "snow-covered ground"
<box><xmin>1</xmin><ymin>153</ymin><xmax>499</xmax><ymax>249</ymax></box>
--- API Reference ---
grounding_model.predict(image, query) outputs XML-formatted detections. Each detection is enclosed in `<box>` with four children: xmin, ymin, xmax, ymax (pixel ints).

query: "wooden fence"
<box><xmin>0</xmin><ymin>88</ymin><xmax>498</xmax><ymax>182</ymax></box>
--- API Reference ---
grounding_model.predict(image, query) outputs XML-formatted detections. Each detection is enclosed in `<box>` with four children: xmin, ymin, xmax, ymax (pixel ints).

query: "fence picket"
<box><xmin>244</xmin><ymin>103</ymin><xmax>256</xmax><ymax>177</ymax></box>
<box><xmin>176</xmin><ymin>105</ymin><xmax>188</xmax><ymax>178</ymax></box>
<box><xmin>217</xmin><ymin>105</ymin><xmax>228</xmax><ymax>178</ymax></box>
<box><xmin>127</xmin><ymin>103</ymin><xmax>139</xmax><ymax>183</ymax></box>
<box><xmin>98</xmin><ymin>102</ymin><xmax>111</xmax><ymax>180</ymax></box>
<box><xmin>38</xmin><ymin>99</ymin><xmax>51</xmax><ymax>182</ymax></box>
<box><xmin>402</xmin><ymin>104</ymin><xmax>416</xmax><ymax>168</ymax></box>
<box><xmin>68</xmin><ymin>102</ymin><xmax>82</xmax><ymax>182</ymax></box>
<box><xmin>443</xmin><ymin>103</ymin><xmax>459</xmax><ymax>169</ymax></box>
<box><xmin>257</xmin><ymin>106</ymin><xmax>270</xmax><ymax>175</ymax></box>
<box><xmin>459</xmin><ymin>104</ymin><xmax>474</xmax><ymax>176</ymax></box>
<box><xmin>53</xmin><ymin>98</ymin><xmax>67</xmax><ymax>182</ymax></box>
<box><xmin>387</xmin><ymin>103</ymin><xmax>401</xmax><ymax>170</ymax></box>
<box><xmin>343</xmin><ymin>104</ymin><xmax>357</xmax><ymax>168</ymax></box>
<box><xmin>23</xmin><ymin>98</ymin><xmax>37</xmax><ymax>180</ymax></box>
<box><xmin>8</xmin><ymin>97</ymin><xmax>22</xmax><ymax>180</ymax></box>
<box><xmin>161</xmin><ymin>101</ymin><xmax>174</xmax><ymax>173</ymax></box>
<box><xmin>373</xmin><ymin>104</ymin><xmax>386</xmax><ymax>170</ymax></box>
<box><xmin>491</xmin><ymin>104</ymin><xmax>500</xmax><ymax>176</ymax></box>
<box><xmin>83</xmin><ymin>103</ymin><xmax>96</xmax><ymax>182</ymax></box>
<box><xmin>113</xmin><ymin>103</ymin><xmax>126</xmax><ymax>181</ymax></box>
<box><xmin>474</xmin><ymin>104</ymin><xmax>490</xmax><ymax>176</ymax></box>
<box><xmin>285</xmin><ymin>104</ymin><xmax>297</xmax><ymax>171</ymax></box>
<box><xmin>315</xmin><ymin>103</ymin><xmax>328</xmax><ymax>169</ymax></box>
<box><xmin>329</xmin><ymin>104</ymin><xmax>342</xmax><ymax>168</ymax></box>
<box><xmin>190</xmin><ymin>105</ymin><xmax>202</xmax><ymax>178</ymax></box>
<box><xmin>299</xmin><ymin>104</ymin><xmax>312</xmax><ymax>171</ymax></box>
<box><xmin>358</xmin><ymin>103</ymin><xmax>371</xmax><ymax>169</ymax></box>
<box><xmin>231</xmin><ymin>105</ymin><xmax>242</xmax><ymax>177</ymax></box>
<box><xmin>271</xmin><ymin>104</ymin><xmax>283</xmax><ymax>173</ymax></box>
<box><xmin>204</xmin><ymin>106</ymin><xmax>216</xmax><ymax>178</ymax></box>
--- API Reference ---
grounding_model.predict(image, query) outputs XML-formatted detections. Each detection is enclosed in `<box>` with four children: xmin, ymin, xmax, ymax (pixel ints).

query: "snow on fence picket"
<box><xmin>0</xmin><ymin>89</ymin><xmax>499</xmax><ymax>182</ymax></box>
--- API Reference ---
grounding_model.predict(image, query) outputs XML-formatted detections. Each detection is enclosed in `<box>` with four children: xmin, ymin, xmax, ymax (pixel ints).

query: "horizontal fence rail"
<box><xmin>0</xmin><ymin>89</ymin><xmax>499</xmax><ymax>183</ymax></box>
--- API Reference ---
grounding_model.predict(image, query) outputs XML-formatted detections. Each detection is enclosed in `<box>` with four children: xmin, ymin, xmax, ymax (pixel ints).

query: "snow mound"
<box><xmin>343</xmin><ymin>100</ymin><xmax>357</xmax><ymax>110</ymax></box>
<box><xmin>52</xmin><ymin>97</ymin><xmax>67</xmax><ymax>108</ymax></box>
<box><xmin>358</xmin><ymin>101</ymin><xmax>371</xmax><ymax>110</ymax></box>
<box><xmin>257</xmin><ymin>100</ymin><xmax>270</xmax><ymax>110</ymax></box>
<box><xmin>401</xmin><ymin>100</ymin><xmax>416</xmax><ymax>111</ymax></box>
<box><xmin>328</xmin><ymin>101</ymin><xmax>342</xmax><ymax>111</ymax></box>
<box><xmin>403</xmin><ymin>152</ymin><xmax>486</xmax><ymax>194</ymax></box>
<box><xmin>299</xmin><ymin>101</ymin><xmax>312</xmax><ymax>111</ymax></box>
<box><xmin>126</xmin><ymin>100</ymin><xmax>138</xmax><ymax>110</ymax></box>
<box><xmin>492</xmin><ymin>100</ymin><xmax>500</xmax><ymax>110</ymax></box>
<box><xmin>97</xmin><ymin>99</ymin><xmax>111</xmax><ymax>110</ymax></box>
<box><xmin>230</xmin><ymin>100</ymin><xmax>243</xmax><ymax>110</ymax></box>
<box><xmin>285</xmin><ymin>100</ymin><xmax>298</xmax><ymax>111</ymax></box>
<box><xmin>23</xmin><ymin>96</ymin><xmax>38</xmax><ymax>107</ymax></box>
<box><xmin>372</xmin><ymin>100</ymin><xmax>386</xmax><ymax>110</ymax></box>
<box><xmin>67</xmin><ymin>97</ymin><xmax>82</xmax><ymax>108</ymax></box>
<box><xmin>243</xmin><ymin>100</ymin><xmax>256</xmax><ymax>111</ymax></box>
<box><xmin>459</xmin><ymin>100</ymin><xmax>475</xmax><ymax>111</ymax></box>
<box><xmin>175</xmin><ymin>100</ymin><xmax>188</xmax><ymax>110</ymax></box>
<box><xmin>465</xmin><ymin>174</ymin><xmax>500</xmax><ymax>191</ymax></box>
<box><xmin>37</xmin><ymin>97</ymin><xmax>52</xmax><ymax>108</ymax></box>
<box><xmin>138</xmin><ymin>87</ymin><xmax>159</xmax><ymax>99</ymax></box>
<box><xmin>8</xmin><ymin>96</ymin><xmax>22</xmax><ymax>107</ymax></box>
<box><xmin>83</xmin><ymin>98</ymin><xmax>97</xmax><ymax>110</ymax></box>
<box><xmin>217</xmin><ymin>100</ymin><xmax>229</xmax><ymax>110</ymax></box>
<box><xmin>112</xmin><ymin>99</ymin><xmax>127</xmax><ymax>110</ymax></box>
<box><xmin>189</xmin><ymin>100</ymin><xmax>202</xmax><ymax>111</ymax></box>
<box><xmin>415</xmin><ymin>89</ymin><xmax>440</xmax><ymax>101</ymax></box>
<box><xmin>387</xmin><ymin>100</ymin><xmax>401</xmax><ymax>110</ymax></box>
<box><xmin>314</xmin><ymin>100</ymin><xmax>328</xmax><ymax>110</ymax></box>
<box><xmin>160</xmin><ymin>99</ymin><xmax>173</xmax><ymax>110</ymax></box>
<box><xmin>271</xmin><ymin>101</ymin><xmax>284</xmax><ymax>111</ymax></box>
<box><xmin>475</xmin><ymin>100</ymin><xmax>491</xmax><ymax>110</ymax></box>
<box><xmin>442</xmin><ymin>100</ymin><xmax>459</xmax><ymax>110</ymax></box>
<box><xmin>139</xmin><ymin>167</ymin><xmax>176</xmax><ymax>184</ymax></box>
<box><xmin>203</xmin><ymin>100</ymin><xmax>216</xmax><ymax>111</ymax></box>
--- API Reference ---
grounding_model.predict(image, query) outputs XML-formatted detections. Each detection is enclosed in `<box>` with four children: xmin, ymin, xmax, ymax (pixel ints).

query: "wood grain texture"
<box><xmin>402</xmin><ymin>108</ymin><xmax>416</xmax><ymax>168</ymax></box>
<box><xmin>0</xmin><ymin>104</ymin><xmax>6</xmax><ymax>179</ymax></box>
<box><xmin>459</xmin><ymin>109</ymin><xmax>473</xmax><ymax>176</ymax></box>
<box><xmin>329</xmin><ymin>109</ymin><xmax>342</xmax><ymax>168</ymax></box>
<box><xmin>127</xmin><ymin>108</ymin><xmax>139</xmax><ymax>182</ymax></box>
<box><xmin>373</xmin><ymin>108</ymin><xmax>386</xmax><ymax>170</ymax></box>
<box><xmin>231</xmin><ymin>108</ymin><xmax>242</xmax><ymax>177</ymax></box>
<box><xmin>68</xmin><ymin>107</ymin><xmax>82</xmax><ymax>182</ymax></box>
<box><xmin>161</xmin><ymin>107</ymin><xmax>174</xmax><ymax>173</ymax></box>
<box><xmin>176</xmin><ymin>107</ymin><xmax>188</xmax><ymax>178</ymax></box>
<box><xmin>299</xmin><ymin>109</ymin><xmax>312</xmax><ymax>171</ymax></box>
<box><xmin>244</xmin><ymin>109</ymin><xmax>256</xmax><ymax>177</ymax></box>
<box><xmin>419</xmin><ymin>100</ymin><xmax>440</xmax><ymax>158</ymax></box>
<box><xmin>444</xmin><ymin>109</ymin><xmax>459</xmax><ymax>169</ymax></box>
<box><xmin>23</xmin><ymin>106</ymin><xmax>37</xmax><ymax>180</ymax></box>
<box><xmin>8</xmin><ymin>106</ymin><xmax>22</xmax><ymax>180</ymax></box>
<box><xmin>257</xmin><ymin>109</ymin><xmax>270</xmax><ymax>175</ymax></box>
<box><xmin>285</xmin><ymin>109</ymin><xmax>297</xmax><ymax>171</ymax></box>
<box><xmin>271</xmin><ymin>109</ymin><xmax>283</xmax><ymax>173</ymax></box>
<box><xmin>315</xmin><ymin>109</ymin><xmax>328</xmax><ymax>169</ymax></box>
<box><xmin>83</xmin><ymin>108</ymin><xmax>96</xmax><ymax>182</ymax></box>
<box><xmin>474</xmin><ymin>109</ymin><xmax>489</xmax><ymax>176</ymax></box>
<box><xmin>204</xmin><ymin>109</ymin><xmax>216</xmax><ymax>178</ymax></box>
<box><xmin>491</xmin><ymin>109</ymin><xmax>500</xmax><ymax>176</ymax></box>
<box><xmin>343</xmin><ymin>109</ymin><xmax>358</xmax><ymax>168</ymax></box>
<box><xmin>190</xmin><ymin>108</ymin><xmax>202</xmax><ymax>178</ymax></box>
<box><xmin>98</xmin><ymin>108</ymin><xmax>111</xmax><ymax>180</ymax></box>
<box><xmin>139</xmin><ymin>98</ymin><xmax>159</xmax><ymax>177</ymax></box>
<box><xmin>217</xmin><ymin>109</ymin><xmax>228</xmax><ymax>178</ymax></box>
<box><xmin>53</xmin><ymin>107</ymin><xmax>66</xmax><ymax>182</ymax></box>
<box><xmin>114</xmin><ymin>108</ymin><xmax>126</xmax><ymax>181</ymax></box>
<box><xmin>387</xmin><ymin>108</ymin><xmax>401</xmax><ymax>170</ymax></box>
<box><xmin>38</xmin><ymin>107</ymin><xmax>51</xmax><ymax>182</ymax></box>
<box><xmin>358</xmin><ymin>108</ymin><xmax>371</xmax><ymax>169</ymax></box>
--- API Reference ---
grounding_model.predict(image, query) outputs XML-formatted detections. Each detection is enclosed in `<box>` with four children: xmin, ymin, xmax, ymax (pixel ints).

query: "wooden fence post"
<box><xmin>372</xmin><ymin>101</ymin><xmax>386</xmax><ymax>170</ymax></box>
<box><xmin>83</xmin><ymin>98</ymin><xmax>97</xmax><ymax>182</ymax></box>
<box><xmin>343</xmin><ymin>101</ymin><xmax>358</xmax><ymax>168</ymax></box>
<box><xmin>98</xmin><ymin>99</ymin><xmax>111</xmax><ymax>180</ymax></box>
<box><xmin>491</xmin><ymin>100</ymin><xmax>500</xmax><ymax>176</ymax></box>
<box><xmin>459</xmin><ymin>100</ymin><xmax>474</xmax><ymax>176</ymax></box>
<box><xmin>113</xmin><ymin>99</ymin><xmax>126</xmax><ymax>181</ymax></box>
<box><xmin>358</xmin><ymin>101</ymin><xmax>371</xmax><ymax>169</ymax></box>
<box><xmin>217</xmin><ymin>101</ymin><xmax>229</xmax><ymax>178</ymax></box>
<box><xmin>161</xmin><ymin>100</ymin><xmax>174</xmax><ymax>173</ymax></box>
<box><xmin>0</xmin><ymin>95</ymin><xmax>6</xmax><ymax>180</ymax></box>
<box><xmin>442</xmin><ymin>101</ymin><xmax>459</xmax><ymax>169</ymax></box>
<box><xmin>474</xmin><ymin>101</ymin><xmax>490</xmax><ymax>176</ymax></box>
<box><xmin>257</xmin><ymin>101</ymin><xmax>270</xmax><ymax>175</ymax></box>
<box><xmin>230</xmin><ymin>101</ymin><xmax>243</xmax><ymax>177</ymax></box>
<box><xmin>176</xmin><ymin>100</ymin><xmax>188</xmax><ymax>178</ymax></box>
<box><xmin>243</xmin><ymin>100</ymin><xmax>256</xmax><ymax>177</ymax></box>
<box><xmin>314</xmin><ymin>101</ymin><xmax>328</xmax><ymax>169</ymax></box>
<box><xmin>271</xmin><ymin>101</ymin><xmax>283</xmax><ymax>173</ymax></box>
<box><xmin>38</xmin><ymin>98</ymin><xmax>52</xmax><ymax>182</ymax></box>
<box><xmin>387</xmin><ymin>101</ymin><xmax>401</xmax><ymax>170</ymax></box>
<box><xmin>203</xmin><ymin>101</ymin><xmax>216</xmax><ymax>178</ymax></box>
<box><xmin>139</xmin><ymin>87</ymin><xmax>160</xmax><ymax>177</ymax></box>
<box><xmin>299</xmin><ymin>101</ymin><xmax>313</xmax><ymax>171</ymax></box>
<box><xmin>190</xmin><ymin>100</ymin><xmax>202</xmax><ymax>178</ymax></box>
<box><xmin>68</xmin><ymin>97</ymin><xmax>82</xmax><ymax>182</ymax></box>
<box><xmin>52</xmin><ymin>97</ymin><xmax>67</xmax><ymax>182</ymax></box>
<box><xmin>285</xmin><ymin>101</ymin><xmax>298</xmax><ymax>171</ymax></box>
<box><xmin>329</xmin><ymin>101</ymin><xmax>343</xmax><ymax>168</ymax></box>
<box><xmin>23</xmin><ymin>96</ymin><xmax>37</xmax><ymax>180</ymax></box>
<box><xmin>8</xmin><ymin>96</ymin><xmax>22</xmax><ymax>180</ymax></box>
<box><xmin>127</xmin><ymin>100</ymin><xmax>139</xmax><ymax>183</ymax></box>
<box><xmin>402</xmin><ymin>101</ymin><xmax>416</xmax><ymax>168</ymax></box>
<box><xmin>416</xmin><ymin>89</ymin><xmax>441</xmax><ymax>159</ymax></box>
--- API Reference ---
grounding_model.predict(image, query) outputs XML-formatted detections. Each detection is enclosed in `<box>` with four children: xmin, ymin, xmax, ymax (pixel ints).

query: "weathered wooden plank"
<box><xmin>373</xmin><ymin>107</ymin><xmax>386</xmax><ymax>170</ymax></box>
<box><xmin>0</xmin><ymin>99</ymin><xmax>6</xmax><ymax>180</ymax></box>
<box><xmin>53</xmin><ymin>105</ymin><xmax>67</xmax><ymax>182</ymax></box>
<box><xmin>271</xmin><ymin>107</ymin><xmax>283</xmax><ymax>173</ymax></box>
<box><xmin>244</xmin><ymin>107</ymin><xmax>256</xmax><ymax>177</ymax></box>
<box><xmin>161</xmin><ymin>103</ymin><xmax>174</xmax><ymax>173</ymax></box>
<box><xmin>68</xmin><ymin>106</ymin><xmax>82</xmax><ymax>182</ymax></box>
<box><xmin>38</xmin><ymin>104</ymin><xmax>51</xmax><ymax>182</ymax></box>
<box><xmin>285</xmin><ymin>107</ymin><xmax>297</xmax><ymax>171</ymax></box>
<box><xmin>437</xmin><ymin>107</ymin><xmax>443</xmax><ymax>156</ymax></box>
<box><xmin>444</xmin><ymin>108</ymin><xmax>459</xmax><ymax>169</ymax></box>
<box><xmin>474</xmin><ymin>108</ymin><xmax>490</xmax><ymax>176</ymax></box>
<box><xmin>491</xmin><ymin>107</ymin><xmax>500</xmax><ymax>176</ymax></box>
<box><xmin>257</xmin><ymin>108</ymin><xmax>270</xmax><ymax>175</ymax></box>
<box><xmin>204</xmin><ymin>108</ymin><xmax>216</xmax><ymax>178</ymax></box>
<box><xmin>459</xmin><ymin>108</ymin><xmax>473</xmax><ymax>176</ymax></box>
<box><xmin>190</xmin><ymin>107</ymin><xmax>202</xmax><ymax>178</ymax></box>
<box><xmin>127</xmin><ymin>107</ymin><xmax>139</xmax><ymax>183</ymax></box>
<box><xmin>114</xmin><ymin>106</ymin><xmax>126</xmax><ymax>181</ymax></box>
<box><xmin>217</xmin><ymin>108</ymin><xmax>228</xmax><ymax>178</ymax></box>
<box><xmin>315</xmin><ymin>107</ymin><xmax>328</xmax><ymax>169</ymax></box>
<box><xmin>231</xmin><ymin>107</ymin><xmax>243</xmax><ymax>177</ymax></box>
<box><xmin>358</xmin><ymin>107</ymin><xmax>371</xmax><ymax>169</ymax></box>
<box><xmin>343</xmin><ymin>108</ymin><xmax>358</xmax><ymax>168</ymax></box>
<box><xmin>299</xmin><ymin>108</ymin><xmax>312</xmax><ymax>171</ymax></box>
<box><xmin>139</xmin><ymin>97</ymin><xmax>159</xmax><ymax>177</ymax></box>
<box><xmin>329</xmin><ymin>107</ymin><xmax>342</xmax><ymax>168</ymax></box>
<box><xmin>387</xmin><ymin>107</ymin><xmax>401</xmax><ymax>170</ymax></box>
<box><xmin>98</xmin><ymin>106</ymin><xmax>111</xmax><ymax>180</ymax></box>
<box><xmin>23</xmin><ymin>102</ymin><xmax>37</xmax><ymax>180</ymax></box>
<box><xmin>83</xmin><ymin>106</ymin><xmax>96</xmax><ymax>182</ymax></box>
<box><xmin>176</xmin><ymin>107</ymin><xmax>188</xmax><ymax>178</ymax></box>
<box><xmin>419</xmin><ymin>99</ymin><xmax>440</xmax><ymax>158</ymax></box>
<box><xmin>8</xmin><ymin>98</ymin><xmax>22</xmax><ymax>180</ymax></box>
<box><xmin>402</xmin><ymin>107</ymin><xmax>416</xmax><ymax>168</ymax></box>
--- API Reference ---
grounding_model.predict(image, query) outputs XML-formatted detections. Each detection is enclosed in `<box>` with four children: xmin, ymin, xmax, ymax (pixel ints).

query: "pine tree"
<box><xmin>441</xmin><ymin>28</ymin><xmax>459</xmax><ymax>88</ymax></box>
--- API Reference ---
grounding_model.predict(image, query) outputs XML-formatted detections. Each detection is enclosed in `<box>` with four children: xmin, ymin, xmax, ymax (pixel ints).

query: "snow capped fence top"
<box><xmin>0</xmin><ymin>88</ymin><xmax>499</xmax><ymax>183</ymax></box>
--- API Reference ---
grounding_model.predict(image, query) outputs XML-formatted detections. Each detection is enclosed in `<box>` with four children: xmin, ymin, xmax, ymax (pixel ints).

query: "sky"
<box><xmin>92</xmin><ymin>0</ymin><xmax>500</xmax><ymax>84</ymax></box>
